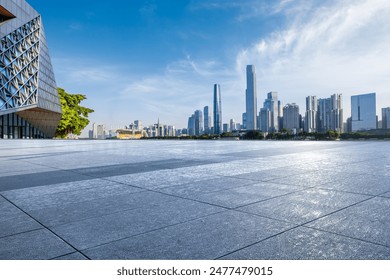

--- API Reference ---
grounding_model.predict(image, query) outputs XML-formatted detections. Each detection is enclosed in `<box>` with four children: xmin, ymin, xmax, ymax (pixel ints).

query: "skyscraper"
<box><xmin>382</xmin><ymin>107</ymin><xmax>390</xmax><ymax>129</ymax></box>
<box><xmin>283</xmin><ymin>103</ymin><xmax>300</xmax><ymax>133</ymax></box>
<box><xmin>305</xmin><ymin>96</ymin><xmax>318</xmax><ymax>132</ymax></box>
<box><xmin>318</xmin><ymin>94</ymin><xmax>343</xmax><ymax>133</ymax></box>
<box><xmin>187</xmin><ymin>114</ymin><xmax>195</xmax><ymax>136</ymax></box>
<box><xmin>351</xmin><ymin>93</ymin><xmax>376</xmax><ymax>132</ymax></box>
<box><xmin>0</xmin><ymin>0</ymin><xmax>62</xmax><ymax>138</ymax></box>
<box><xmin>194</xmin><ymin>109</ymin><xmax>203</xmax><ymax>136</ymax></box>
<box><xmin>203</xmin><ymin>106</ymin><xmax>211</xmax><ymax>134</ymax></box>
<box><xmin>242</xmin><ymin>112</ymin><xmax>247</xmax><ymax>130</ymax></box>
<box><xmin>213</xmin><ymin>84</ymin><xmax>222</xmax><ymax>134</ymax></box>
<box><xmin>263</xmin><ymin>92</ymin><xmax>280</xmax><ymax>132</ymax></box>
<box><xmin>245</xmin><ymin>65</ymin><xmax>257</xmax><ymax>130</ymax></box>
<box><xmin>259</xmin><ymin>108</ymin><xmax>271</xmax><ymax>133</ymax></box>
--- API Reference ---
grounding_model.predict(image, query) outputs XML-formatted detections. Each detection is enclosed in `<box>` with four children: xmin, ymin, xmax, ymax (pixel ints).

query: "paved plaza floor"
<box><xmin>0</xmin><ymin>140</ymin><xmax>389</xmax><ymax>260</ymax></box>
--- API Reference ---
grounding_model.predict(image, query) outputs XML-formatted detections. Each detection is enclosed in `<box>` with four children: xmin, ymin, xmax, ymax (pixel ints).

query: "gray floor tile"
<box><xmin>0</xmin><ymin>229</ymin><xmax>74</xmax><ymax>260</ymax></box>
<box><xmin>239</xmin><ymin>188</ymin><xmax>370</xmax><ymax>224</ymax></box>
<box><xmin>83</xmin><ymin>211</ymin><xmax>294</xmax><ymax>259</ymax></box>
<box><xmin>220</xmin><ymin>227</ymin><xmax>390</xmax><ymax>260</ymax></box>
<box><xmin>319</xmin><ymin>174</ymin><xmax>390</xmax><ymax>196</ymax></box>
<box><xmin>0</xmin><ymin>199</ymin><xmax>42</xmax><ymax>238</ymax></box>
<box><xmin>50</xmin><ymin>198</ymin><xmax>224</xmax><ymax>250</ymax></box>
<box><xmin>52</xmin><ymin>252</ymin><xmax>89</xmax><ymax>260</ymax></box>
<box><xmin>191</xmin><ymin>182</ymin><xmax>307</xmax><ymax>209</ymax></box>
<box><xmin>4</xmin><ymin>181</ymin><xmax>143</xmax><ymax>211</ymax></box>
<box><xmin>159</xmin><ymin>177</ymin><xmax>256</xmax><ymax>197</ymax></box>
<box><xmin>107</xmin><ymin>169</ymin><xmax>218</xmax><ymax>190</ymax></box>
<box><xmin>29</xmin><ymin>191</ymin><xmax>177</xmax><ymax>227</ymax></box>
<box><xmin>267</xmin><ymin>170</ymin><xmax>349</xmax><ymax>187</ymax></box>
<box><xmin>307</xmin><ymin>197</ymin><xmax>390</xmax><ymax>246</ymax></box>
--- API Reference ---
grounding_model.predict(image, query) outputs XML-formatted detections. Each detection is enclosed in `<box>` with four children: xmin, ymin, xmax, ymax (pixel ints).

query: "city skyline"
<box><xmin>27</xmin><ymin>0</ymin><xmax>390</xmax><ymax>136</ymax></box>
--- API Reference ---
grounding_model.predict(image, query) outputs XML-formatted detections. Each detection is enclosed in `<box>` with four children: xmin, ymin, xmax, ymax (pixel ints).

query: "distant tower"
<box><xmin>305</xmin><ymin>96</ymin><xmax>318</xmax><ymax>133</ymax></box>
<box><xmin>213</xmin><ymin>84</ymin><xmax>222</xmax><ymax>134</ymax></box>
<box><xmin>194</xmin><ymin>110</ymin><xmax>203</xmax><ymax>136</ymax></box>
<box><xmin>245</xmin><ymin>65</ymin><xmax>257</xmax><ymax>130</ymax></box>
<box><xmin>204</xmin><ymin>106</ymin><xmax>211</xmax><ymax>134</ymax></box>
<box><xmin>263</xmin><ymin>92</ymin><xmax>279</xmax><ymax>132</ymax></box>
<box><xmin>351</xmin><ymin>93</ymin><xmax>376</xmax><ymax>132</ymax></box>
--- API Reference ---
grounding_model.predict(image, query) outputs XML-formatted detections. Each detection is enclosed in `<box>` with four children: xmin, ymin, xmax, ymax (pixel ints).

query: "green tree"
<box><xmin>55</xmin><ymin>88</ymin><xmax>94</xmax><ymax>138</ymax></box>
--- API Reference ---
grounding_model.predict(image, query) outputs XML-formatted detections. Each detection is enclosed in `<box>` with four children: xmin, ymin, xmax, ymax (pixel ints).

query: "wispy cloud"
<box><xmin>236</xmin><ymin>0</ymin><xmax>390</xmax><ymax>112</ymax></box>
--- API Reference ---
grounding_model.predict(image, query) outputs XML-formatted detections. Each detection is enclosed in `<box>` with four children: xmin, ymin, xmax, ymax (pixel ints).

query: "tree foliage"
<box><xmin>55</xmin><ymin>88</ymin><xmax>94</xmax><ymax>138</ymax></box>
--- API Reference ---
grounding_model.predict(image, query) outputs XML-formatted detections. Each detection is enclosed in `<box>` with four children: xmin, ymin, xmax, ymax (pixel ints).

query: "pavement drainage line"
<box><xmin>0</xmin><ymin>194</ymin><xmax>91</xmax><ymax>260</ymax></box>
<box><xmin>78</xmin><ymin>208</ymin><xmax>230</xmax><ymax>254</ymax></box>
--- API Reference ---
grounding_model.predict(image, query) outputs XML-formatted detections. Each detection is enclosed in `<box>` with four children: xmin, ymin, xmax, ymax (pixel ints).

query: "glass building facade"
<box><xmin>351</xmin><ymin>93</ymin><xmax>376</xmax><ymax>132</ymax></box>
<box><xmin>245</xmin><ymin>65</ymin><xmax>257</xmax><ymax>130</ymax></box>
<box><xmin>0</xmin><ymin>0</ymin><xmax>61</xmax><ymax>138</ymax></box>
<box><xmin>213</xmin><ymin>84</ymin><xmax>222</xmax><ymax>134</ymax></box>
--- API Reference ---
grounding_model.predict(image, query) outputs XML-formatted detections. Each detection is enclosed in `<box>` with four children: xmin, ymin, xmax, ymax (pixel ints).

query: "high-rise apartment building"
<box><xmin>382</xmin><ymin>107</ymin><xmax>390</xmax><ymax>129</ymax></box>
<box><xmin>305</xmin><ymin>96</ymin><xmax>318</xmax><ymax>132</ymax></box>
<box><xmin>194</xmin><ymin>109</ymin><xmax>203</xmax><ymax>136</ymax></box>
<box><xmin>259</xmin><ymin>108</ymin><xmax>271</xmax><ymax>133</ymax></box>
<box><xmin>0</xmin><ymin>0</ymin><xmax>62</xmax><ymax>138</ymax></box>
<box><xmin>245</xmin><ymin>65</ymin><xmax>257</xmax><ymax>130</ymax></box>
<box><xmin>203</xmin><ymin>106</ymin><xmax>211</xmax><ymax>134</ymax></box>
<box><xmin>351</xmin><ymin>93</ymin><xmax>376</xmax><ymax>132</ymax></box>
<box><xmin>230</xmin><ymin>119</ymin><xmax>236</xmax><ymax>132</ymax></box>
<box><xmin>262</xmin><ymin>92</ymin><xmax>280</xmax><ymax>132</ymax></box>
<box><xmin>318</xmin><ymin>94</ymin><xmax>343</xmax><ymax>133</ymax></box>
<box><xmin>213</xmin><ymin>84</ymin><xmax>222</xmax><ymax>134</ymax></box>
<box><xmin>242</xmin><ymin>112</ymin><xmax>247</xmax><ymax>130</ymax></box>
<box><xmin>283</xmin><ymin>103</ymin><xmax>300</xmax><ymax>133</ymax></box>
<box><xmin>187</xmin><ymin>114</ymin><xmax>195</xmax><ymax>136</ymax></box>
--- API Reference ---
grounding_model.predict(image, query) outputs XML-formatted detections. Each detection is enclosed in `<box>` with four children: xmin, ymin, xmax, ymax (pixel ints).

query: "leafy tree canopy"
<box><xmin>55</xmin><ymin>88</ymin><xmax>94</xmax><ymax>138</ymax></box>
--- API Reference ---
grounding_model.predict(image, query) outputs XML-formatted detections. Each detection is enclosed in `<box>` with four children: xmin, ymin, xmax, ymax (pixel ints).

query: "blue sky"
<box><xmin>29</xmin><ymin>0</ymin><xmax>390</xmax><ymax>134</ymax></box>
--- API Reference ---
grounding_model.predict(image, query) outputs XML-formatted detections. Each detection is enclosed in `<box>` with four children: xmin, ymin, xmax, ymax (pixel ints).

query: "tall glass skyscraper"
<box><xmin>203</xmin><ymin>106</ymin><xmax>211</xmax><ymax>134</ymax></box>
<box><xmin>351</xmin><ymin>93</ymin><xmax>376</xmax><ymax>132</ymax></box>
<box><xmin>262</xmin><ymin>92</ymin><xmax>279</xmax><ymax>132</ymax></box>
<box><xmin>213</xmin><ymin>84</ymin><xmax>222</xmax><ymax>134</ymax></box>
<box><xmin>194</xmin><ymin>109</ymin><xmax>203</xmax><ymax>136</ymax></box>
<box><xmin>0</xmin><ymin>0</ymin><xmax>61</xmax><ymax>138</ymax></box>
<box><xmin>245</xmin><ymin>65</ymin><xmax>257</xmax><ymax>130</ymax></box>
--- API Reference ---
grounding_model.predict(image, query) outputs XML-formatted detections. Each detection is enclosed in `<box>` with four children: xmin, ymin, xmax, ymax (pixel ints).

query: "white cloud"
<box><xmin>236</xmin><ymin>0</ymin><xmax>390</xmax><ymax>116</ymax></box>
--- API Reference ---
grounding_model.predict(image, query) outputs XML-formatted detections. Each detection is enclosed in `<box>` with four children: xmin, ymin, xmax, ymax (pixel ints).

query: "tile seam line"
<box><xmin>0</xmin><ymin>193</ymin><xmax>91</xmax><ymax>260</ymax></box>
<box><xmin>301</xmin><ymin>225</ymin><xmax>390</xmax><ymax>249</ymax></box>
<box><xmin>79</xmin><ymin>209</ymin><xmax>230</xmax><ymax>255</ymax></box>
<box><xmin>217</xmin><ymin>196</ymin><xmax>377</xmax><ymax>259</ymax></box>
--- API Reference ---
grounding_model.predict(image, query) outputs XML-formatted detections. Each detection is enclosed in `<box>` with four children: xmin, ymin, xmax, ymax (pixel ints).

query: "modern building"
<box><xmin>382</xmin><ymin>107</ymin><xmax>390</xmax><ymax>129</ymax></box>
<box><xmin>203</xmin><ymin>106</ymin><xmax>211</xmax><ymax>134</ymax></box>
<box><xmin>283</xmin><ymin>103</ymin><xmax>300</xmax><ymax>133</ymax></box>
<box><xmin>351</xmin><ymin>93</ymin><xmax>376</xmax><ymax>132</ymax></box>
<box><xmin>262</xmin><ymin>91</ymin><xmax>280</xmax><ymax>132</ymax></box>
<box><xmin>194</xmin><ymin>109</ymin><xmax>203</xmax><ymax>136</ymax></box>
<box><xmin>230</xmin><ymin>119</ymin><xmax>236</xmax><ymax>132</ymax></box>
<box><xmin>0</xmin><ymin>0</ymin><xmax>62</xmax><ymax>138</ymax></box>
<box><xmin>259</xmin><ymin>108</ymin><xmax>271</xmax><ymax>133</ymax></box>
<box><xmin>245</xmin><ymin>65</ymin><xmax>257</xmax><ymax>130</ymax></box>
<box><xmin>223</xmin><ymin>123</ymin><xmax>229</xmax><ymax>133</ymax></box>
<box><xmin>318</xmin><ymin>94</ymin><xmax>343</xmax><ymax>133</ymax></box>
<box><xmin>305</xmin><ymin>96</ymin><xmax>318</xmax><ymax>133</ymax></box>
<box><xmin>187</xmin><ymin>114</ymin><xmax>195</xmax><ymax>136</ymax></box>
<box><xmin>242</xmin><ymin>112</ymin><xmax>247</xmax><ymax>130</ymax></box>
<box><xmin>213</xmin><ymin>84</ymin><xmax>222</xmax><ymax>134</ymax></box>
